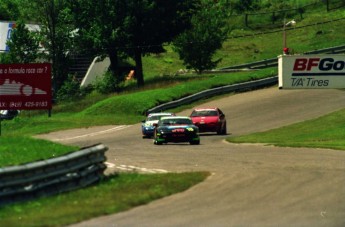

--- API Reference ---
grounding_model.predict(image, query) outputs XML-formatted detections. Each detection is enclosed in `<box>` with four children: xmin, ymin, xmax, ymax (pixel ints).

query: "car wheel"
<box><xmin>154</xmin><ymin>140</ymin><xmax>161</xmax><ymax>145</ymax></box>
<box><xmin>222</xmin><ymin>123</ymin><xmax>227</xmax><ymax>135</ymax></box>
<box><xmin>153</xmin><ymin>138</ymin><xmax>162</xmax><ymax>145</ymax></box>
<box><xmin>216</xmin><ymin>127</ymin><xmax>222</xmax><ymax>135</ymax></box>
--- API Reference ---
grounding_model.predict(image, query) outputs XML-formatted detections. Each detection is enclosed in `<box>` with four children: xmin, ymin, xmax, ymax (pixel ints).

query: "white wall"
<box><xmin>80</xmin><ymin>56</ymin><xmax>110</xmax><ymax>87</ymax></box>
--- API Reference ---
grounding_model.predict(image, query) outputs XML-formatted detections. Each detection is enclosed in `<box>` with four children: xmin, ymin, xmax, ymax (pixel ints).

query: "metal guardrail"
<box><xmin>0</xmin><ymin>143</ymin><xmax>108</xmax><ymax>206</ymax></box>
<box><xmin>147</xmin><ymin>76</ymin><xmax>278</xmax><ymax>114</ymax></box>
<box><xmin>220</xmin><ymin>44</ymin><xmax>345</xmax><ymax>70</ymax></box>
<box><xmin>220</xmin><ymin>58</ymin><xmax>278</xmax><ymax>70</ymax></box>
<box><xmin>304</xmin><ymin>45</ymin><xmax>345</xmax><ymax>54</ymax></box>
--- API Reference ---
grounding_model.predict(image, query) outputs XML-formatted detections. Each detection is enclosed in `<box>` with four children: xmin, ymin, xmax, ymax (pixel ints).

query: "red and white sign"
<box><xmin>0</xmin><ymin>63</ymin><xmax>52</xmax><ymax>110</ymax></box>
<box><xmin>278</xmin><ymin>54</ymin><xmax>345</xmax><ymax>89</ymax></box>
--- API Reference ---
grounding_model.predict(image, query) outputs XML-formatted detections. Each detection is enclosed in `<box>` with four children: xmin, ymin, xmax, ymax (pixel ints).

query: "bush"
<box><xmin>93</xmin><ymin>71</ymin><xmax>124</xmax><ymax>94</ymax></box>
<box><xmin>56</xmin><ymin>74</ymin><xmax>91</xmax><ymax>102</ymax></box>
<box><xmin>0</xmin><ymin>53</ymin><xmax>12</xmax><ymax>64</ymax></box>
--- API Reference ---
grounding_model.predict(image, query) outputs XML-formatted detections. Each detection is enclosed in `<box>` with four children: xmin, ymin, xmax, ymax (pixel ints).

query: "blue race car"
<box><xmin>141</xmin><ymin>112</ymin><xmax>175</xmax><ymax>138</ymax></box>
<box><xmin>153</xmin><ymin>116</ymin><xmax>200</xmax><ymax>145</ymax></box>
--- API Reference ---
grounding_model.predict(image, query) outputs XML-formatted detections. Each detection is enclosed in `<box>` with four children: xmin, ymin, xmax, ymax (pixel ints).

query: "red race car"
<box><xmin>190</xmin><ymin>107</ymin><xmax>227</xmax><ymax>135</ymax></box>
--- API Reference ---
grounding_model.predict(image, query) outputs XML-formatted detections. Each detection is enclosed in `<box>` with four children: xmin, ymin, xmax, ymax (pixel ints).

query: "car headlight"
<box><xmin>158</xmin><ymin>128</ymin><xmax>169</xmax><ymax>134</ymax></box>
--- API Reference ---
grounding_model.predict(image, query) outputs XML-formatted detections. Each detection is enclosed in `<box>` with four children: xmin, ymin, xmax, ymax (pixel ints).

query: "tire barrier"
<box><xmin>147</xmin><ymin>76</ymin><xmax>278</xmax><ymax>114</ymax></box>
<box><xmin>0</xmin><ymin>143</ymin><xmax>108</xmax><ymax>206</ymax></box>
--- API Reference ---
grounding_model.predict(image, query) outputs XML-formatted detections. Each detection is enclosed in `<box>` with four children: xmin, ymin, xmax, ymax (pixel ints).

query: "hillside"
<box><xmin>2</xmin><ymin>1</ymin><xmax>345</xmax><ymax>133</ymax></box>
<box><xmin>141</xmin><ymin>1</ymin><xmax>345</xmax><ymax>78</ymax></box>
<box><xmin>22</xmin><ymin>1</ymin><xmax>345</xmax><ymax>122</ymax></box>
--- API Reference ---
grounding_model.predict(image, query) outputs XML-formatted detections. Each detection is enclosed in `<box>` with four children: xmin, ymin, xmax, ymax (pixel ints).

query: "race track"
<box><xmin>38</xmin><ymin>87</ymin><xmax>345</xmax><ymax>227</ymax></box>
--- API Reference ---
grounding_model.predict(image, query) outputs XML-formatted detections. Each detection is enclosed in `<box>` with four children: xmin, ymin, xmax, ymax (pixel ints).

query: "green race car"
<box><xmin>153</xmin><ymin>116</ymin><xmax>200</xmax><ymax>145</ymax></box>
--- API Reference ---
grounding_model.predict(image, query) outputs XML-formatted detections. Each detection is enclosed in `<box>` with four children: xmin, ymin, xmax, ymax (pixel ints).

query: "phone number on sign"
<box><xmin>24</xmin><ymin>101</ymin><xmax>49</xmax><ymax>108</ymax></box>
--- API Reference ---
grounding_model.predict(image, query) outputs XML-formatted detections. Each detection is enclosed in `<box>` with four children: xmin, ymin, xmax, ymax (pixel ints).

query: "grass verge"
<box><xmin>0</xmin><ymin>172</ymin><xmax>210</xmax><ymax>227</ymax></box>
<box><xmin>0</xmin><ymin>136</ymin><xmax>78</xmax><ymax>167</ymax></box>
<box><xmin>227</xmin><ymin>108</ymin><xmax>345</xmax><ymax>150</ymax></box>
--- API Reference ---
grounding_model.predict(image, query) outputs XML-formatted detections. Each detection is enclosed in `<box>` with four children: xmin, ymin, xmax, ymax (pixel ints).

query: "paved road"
<box><xmin>38</xmin><ymin>87</ymin><xmax>345</xmax><ymax>227</ymax></box>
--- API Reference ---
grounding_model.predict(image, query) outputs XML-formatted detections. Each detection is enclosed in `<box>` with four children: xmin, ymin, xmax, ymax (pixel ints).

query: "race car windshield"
<box><xmin>159</xmin><ymin>119</ymin><xmax>192</xmax><ymax>126</ymax></box>
<box><xmin>147</xmin><ymin>115</ymin><xmax>161</xmax><ymax>121</ymax></box>
<box><xmin>191</xmin><ymin>110</ymin><xmax>218</xmax><ymax>117</ymax></box>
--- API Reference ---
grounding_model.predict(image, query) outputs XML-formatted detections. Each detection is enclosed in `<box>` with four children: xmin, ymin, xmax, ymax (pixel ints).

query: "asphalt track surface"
<box><xmin>38</xmin><ymin>87</ymin><xmax>345</xmax><ymax>227</ymax></box>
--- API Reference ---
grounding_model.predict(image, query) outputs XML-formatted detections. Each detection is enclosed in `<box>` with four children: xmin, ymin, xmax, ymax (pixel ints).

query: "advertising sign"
<box><xmin>0</xmin><ymin>22</ymin><xmax>16</xmax><ymax>52</ymax></box>
<box><xmin>0</xmin><ymin>63</ymin><xmax>52</xmax><ymax>110</ymax></box>
<box><xmin>0</xmin><ymin>21</ymin><xmax>40</xmax><ymax>52</ymax></box>
<box><xmin>278</xmin><ymin>54</ymin><xmax>345</xmax><ymax>89</ymax></box>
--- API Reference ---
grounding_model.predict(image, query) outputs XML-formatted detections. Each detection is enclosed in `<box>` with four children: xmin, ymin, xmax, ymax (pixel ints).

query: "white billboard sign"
<box><xmin>0</xmin><ymin>22</ymin><xmax>15</xmax><ymax>52</ymax></box>
<box><xmin>278</xmin><ymin>54</ymin><xmax>345</xmax><ymax>89</ymax></box>
<box><xmin>0</xmin><ymin>21</ymin><xmax>40</xmax><ymax>52</ymax></box>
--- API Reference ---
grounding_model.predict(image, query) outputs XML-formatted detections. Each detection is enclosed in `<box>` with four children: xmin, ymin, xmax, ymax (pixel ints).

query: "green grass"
<box><xmin>1</xmin><ymin>2</ymin><xmax>345</xmax><ymax>226</ymax></box>
<box><xmin>0</xmin><ymin>136</ymin><xmax>78</xmax><ymax>167</ymax></box>
<box><xmin>0</xmin><ymin>172</ymin><xmax>210</xmax><ymax>227</ymax></box>
<box><xmin>227</xmin><ymin>108</ymin><xmax>345</xmax><ymax>150</ymax></box>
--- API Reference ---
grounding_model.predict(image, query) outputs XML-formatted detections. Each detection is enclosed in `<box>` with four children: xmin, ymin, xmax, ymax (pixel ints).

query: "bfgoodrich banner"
<box><xmin>278</xmin><ymin>54</ymin><xmax>345</xmax><ymax>89</ymax></box>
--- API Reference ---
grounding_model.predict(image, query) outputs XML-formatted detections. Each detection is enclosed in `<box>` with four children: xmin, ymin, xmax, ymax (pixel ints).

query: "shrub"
<box><xmin>56</xmin><ymin>74</ymin><xmax>90</xmax><ymax>102</ymax></box>
<box><xmin>93</xmin><ymin>71</ymin><xmax>124</xmax><ymax>94</ymax></box>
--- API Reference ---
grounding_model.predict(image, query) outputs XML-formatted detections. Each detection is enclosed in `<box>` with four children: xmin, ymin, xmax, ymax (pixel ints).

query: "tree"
<box><xmin>0</xmin><ymin>1</ymin><xmax>75</xmax><ymax>96</ymax></box>
<box><xmin>0</xmin><ymin>0</ymin><xmax>21</xmax><ymax>21</ymax></box>
<box><xmin>69</xmin><ymin>0</ymin><xmax>129</xmax><ymax>89</ymax></box>
<box><xmin>173</xmin><ymin>0</ymin><xmax>229</xmax><ymax>74</ymax></box>
<box><xmin>122</xmin><ymin>0</ymin><xmax>198</xmax><ymax>87</ymax></box>
<box><xmin>20</xmin><ymin>0</ymin><xmax>75</xmax><ymax>95</ymax></box>
<box><xmin>6</xmin><ymin>21</ymin><xmax>41</xmax><ymax>63</ymax></box>
<box><xmin>233</xmin><ymin>0</ymin><xmax>260</xmax><ymax>13</ymax></box>
<box><xmin>70</xmin><ymin>0</ymin><xmax>197</xmax><ymax>88</ymax></box>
